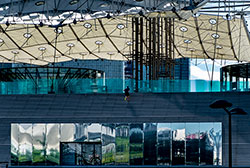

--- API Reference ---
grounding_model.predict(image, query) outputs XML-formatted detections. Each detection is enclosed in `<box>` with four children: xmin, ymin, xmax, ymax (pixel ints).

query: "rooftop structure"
<box><xmin>0</xmin><ymin>14</ymin><xmax>248</xmax><ymax>65</ymax></box>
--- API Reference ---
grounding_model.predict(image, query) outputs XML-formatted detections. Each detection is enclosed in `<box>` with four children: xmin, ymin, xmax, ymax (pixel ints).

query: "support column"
<box><xmin>140</xmin><ymin>17</ymin><xmax>144</xmax><ymax>87</ymax></box>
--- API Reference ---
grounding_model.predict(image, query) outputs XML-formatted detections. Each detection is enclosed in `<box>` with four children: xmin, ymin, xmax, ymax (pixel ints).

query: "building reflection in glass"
<box><xmin>87</xmin><ymin>123</ymin><xmax>101</xmax><ymax>142</ymax></box>
<box><xmin>157</xmin><ymin>123</ymin><xmax>171</xmax><ymax>165</ymax></box>
<box><xmin>172</xmin><ymin>123</ymin><xmax>185</xmax><ymax>165</ymax></box>
<box><xmin>200</xmin><ymin>123</ymin><xmax>214</xmax><ymax>165</ymax></box>
<box><xmin>60</xmin><ymin>143</ymin><xmax>76</xmax><ymax>165</ymax></box>
<box><xmin>11</xmin><ymin>122</ymin><xmax>222</xmax><ymax>166</ymax></box>
<box><xmin>60</xmin><ymin>142</ymin><xmax>102</xmax><ymax>165</ymax></box>
<box><xmin>212</xmin><ymin>122</ymin><xmax>222</xmax><ymax>165</ymax></box>
<box><xmin>144</xmin><ymin>123</ymin><xmax>157</xmax><ymax>165</ymax></box>
<box><xmin>102</xmin><ymin>124</ymin><xmax>115</xmax><ymax>165</ymax></box>
<box><xmin>186</xmin><ymin>123</ymin><xmax>199</xmax><ymax>165</ymax></box>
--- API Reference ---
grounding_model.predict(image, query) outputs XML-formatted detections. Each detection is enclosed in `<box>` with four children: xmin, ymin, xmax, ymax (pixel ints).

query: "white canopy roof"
<box><xmin>0</xmin><ymin>14</ymin><xmax>249</xmax><ymax>65</ymax></box>
<box><xmin>174</xmin><ymin>14</ymin><xmax>250</xmax><ymax>62</ymax></box>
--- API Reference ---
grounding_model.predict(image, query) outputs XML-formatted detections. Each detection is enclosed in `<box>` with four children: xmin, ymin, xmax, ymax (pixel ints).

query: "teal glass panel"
<box><xmin>0</xmin><ymin>79</ymin><xmax>229</xmax><ymax>94</ymax></box>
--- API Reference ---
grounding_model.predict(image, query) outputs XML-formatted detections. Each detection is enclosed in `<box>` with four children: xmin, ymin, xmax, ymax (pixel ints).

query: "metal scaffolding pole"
<box><xmin>131</xmin><ymin>16</ymin><xmax>176</xmax><ymax>90</ymax></box>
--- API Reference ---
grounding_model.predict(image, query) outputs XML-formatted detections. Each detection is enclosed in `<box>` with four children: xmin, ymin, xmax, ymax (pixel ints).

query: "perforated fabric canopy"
<box><xmin>174</xmin><ymin>14</ymin><xmax>250</xmax><ymax>62</ymax></box>
<box><xmin>0</xmin><ymin>14</ymin><xmax>249</xmax><ymax>65</ymax></box>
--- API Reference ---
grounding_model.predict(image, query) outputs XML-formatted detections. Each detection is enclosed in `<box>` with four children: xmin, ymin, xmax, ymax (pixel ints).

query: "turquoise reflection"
<box><xmin>0</xmin><ymin>79</ymin><xmax>224</xmax><ymax>94</ymax></box>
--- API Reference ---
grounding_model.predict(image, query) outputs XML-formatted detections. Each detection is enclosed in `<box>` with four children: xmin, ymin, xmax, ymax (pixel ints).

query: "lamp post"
<box><xmin>209</xmin><ymin>100</ymin><xmax>247</xmax><ymax>168</ymax></box>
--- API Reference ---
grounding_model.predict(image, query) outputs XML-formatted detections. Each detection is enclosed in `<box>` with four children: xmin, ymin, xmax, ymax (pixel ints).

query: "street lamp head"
<box><xmin>209</xmin><ymin>100</ymin><xmax>233</xmax><ymax>109</ymax></box>
<box><xmin>229</xmin><ymin>107</ymin><xmax>247</xmax><ymax>115</ymax></box>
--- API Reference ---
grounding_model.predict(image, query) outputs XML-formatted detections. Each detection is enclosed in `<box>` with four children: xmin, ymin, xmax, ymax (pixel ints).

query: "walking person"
<box><xmin>124</xmin><ymin>86</ymin><xmax>130</xmax><ymax>102</ymax></box>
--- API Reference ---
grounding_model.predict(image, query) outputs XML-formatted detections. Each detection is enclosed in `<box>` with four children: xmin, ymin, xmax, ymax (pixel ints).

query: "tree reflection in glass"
<box><xmin>101</xmin><ymin>124</ymin><xmax>115</xmax><ymax>165</ymax></box>
<box><xmin>129</xmin><ymin>124</ymin><xmax>143</xmax><ymax>165</ymax></box>
<box><xmin>18</xmin><ymin>124</ymin><xmax>32</xmax><ymax>165</ymax></box>
<box><xmin>115</xmin><ymin>124</ymin><xmax>129</xmax><ymax>165</ymax></box>
<box><xmin>32</xmin><ymin>124</ymin><xmax>46</xmax><ymax>165</ymax></box>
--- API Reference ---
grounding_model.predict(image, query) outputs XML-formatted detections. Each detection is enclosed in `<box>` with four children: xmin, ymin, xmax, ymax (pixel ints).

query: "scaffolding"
<box><xmin>132</xmin><ymin>17</ymin><xmax>176</xmax><ymax>91</ymax></box>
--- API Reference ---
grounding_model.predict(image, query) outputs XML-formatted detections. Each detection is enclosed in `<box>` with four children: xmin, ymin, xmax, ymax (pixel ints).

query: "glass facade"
<box><xmin>11</xmin><ymin>122</ymin><xmax>222</xmax><ymax>166</ymax></box>
<box><xmin>0</xmin><ymin>79</ymin><xmax>222</xmax><ymax>95</ymax></box>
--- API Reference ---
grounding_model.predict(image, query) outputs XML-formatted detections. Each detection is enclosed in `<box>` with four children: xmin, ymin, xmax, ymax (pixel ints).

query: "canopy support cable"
<box><xmin>0</xmin><ymin>25</ymin><xmax>49</xmax><ymax>63</ymax></box>
<box><xmin>226</xmin><ymin>14</ymin><xmax>239</xmax><ymax>62</ymax></box>
<box><xmin>98</xmin><ymin>19</ymin><xmax>129</xmax><ymax>60</ymax></box>
<box><xmin>211</xmin><ymin>1</ymin><xmax>221</xmax><ymax>89</ymax></box>
<box><xmin>68</xmin><ymin>24</ymin><xmax>102</xmax><ymax>59</ymax></box>
<box><xmin>194</xmin><ymin>17</ymin><xmax>213</xmax><ymax>60</ymax></box>
<box><xmin>34</xmin><ymin>25</ymin><xmax>73</xmax><ymax>60</ymax></box>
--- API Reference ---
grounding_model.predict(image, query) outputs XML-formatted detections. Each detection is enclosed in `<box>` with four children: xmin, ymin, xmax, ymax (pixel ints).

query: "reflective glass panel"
<box><xmin>18</xmin><ymin>124</ymin><xmax>32</xmax><ymax>165</ymax></box>
<box><xmin>61</xmin><ymin>143</ymin><xmax>76</xmax><ymax>165</ymax></box>
<box><xmin>81</xmin><ymin>142</ymin><xmax>102</xmax><ymax>165</ymax></box>
<box><xmin>157</xmin><ymin>123</ymin><xmax>171</xmax><ymax>165</ymax></box>
<box><xmin>115</xmin><ymin>124</ymin><xmax>129</xmax><ymax>165</ymax></box>
<box><xmin>74</xmin><ymin>123</ymin><xmax>88</xmax><ymax>142</ymax></box>
<box><xmin>46</xmin><ymin>124</ymin><xmax>59</xmax><ymax>165</ymax></box>
<box><xmin>11</xmin><ymin>124</ymin><xmax>19</xmax><ymax>165</ymax></box>
<box><xmin>129</xmin><ymin>124</ymin><xmax>143</xmax><ymax>165</ymax></box>
<box><xmin>143</xmin><ymin>123</ymin><xmax>157</xmax><ymax>165</ymax></box>
<box><xmin>87</xmin><ymin>123</ymin><xmax>101</xmax><ymax>142</ymax></box>
<box><xmin>200</xmin><ymin>123</ymin><xmax>214</xmax><ymax>165</ymax></box>
<box><xmin>101</xmin><ymin>124</ymin><xmax>115</xmax><ymax>165</ymax></box>
<box><xmin>186</xmin><ymin>123</ymin><xmax>199</xmax><ymax>165</ymax></box>
<box><xmin>75</xmin><ymin>143</ymin><xmax>82</xmax><ymax>165</ymax></box>
<box><xmin>61</xmin><ymin>142</ymin><xmax>102</xmax><ymax>165</ymax></box>
<box><xmin>11</xmin><ymin>122</ymin><xmax>221</xmax><ymax>166</ymax></box>
<box><xmin>212</xmin><ymin>122</ymin><xmax>222</xmax><ymax>165</ymax></box>
<box><xmin>172</xmin><ymin>123</ymin><xmax>185</xmax><ymax>165</ymax></box>
<box><xmin>32</xmin><ymin>124</ymin><xmax>46</xmax><ymax>165</ymax></box>
<box><xmin>60</xmin><ymin>124</ymin><xmax>76</xmax><ymax>142</ymax></box>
